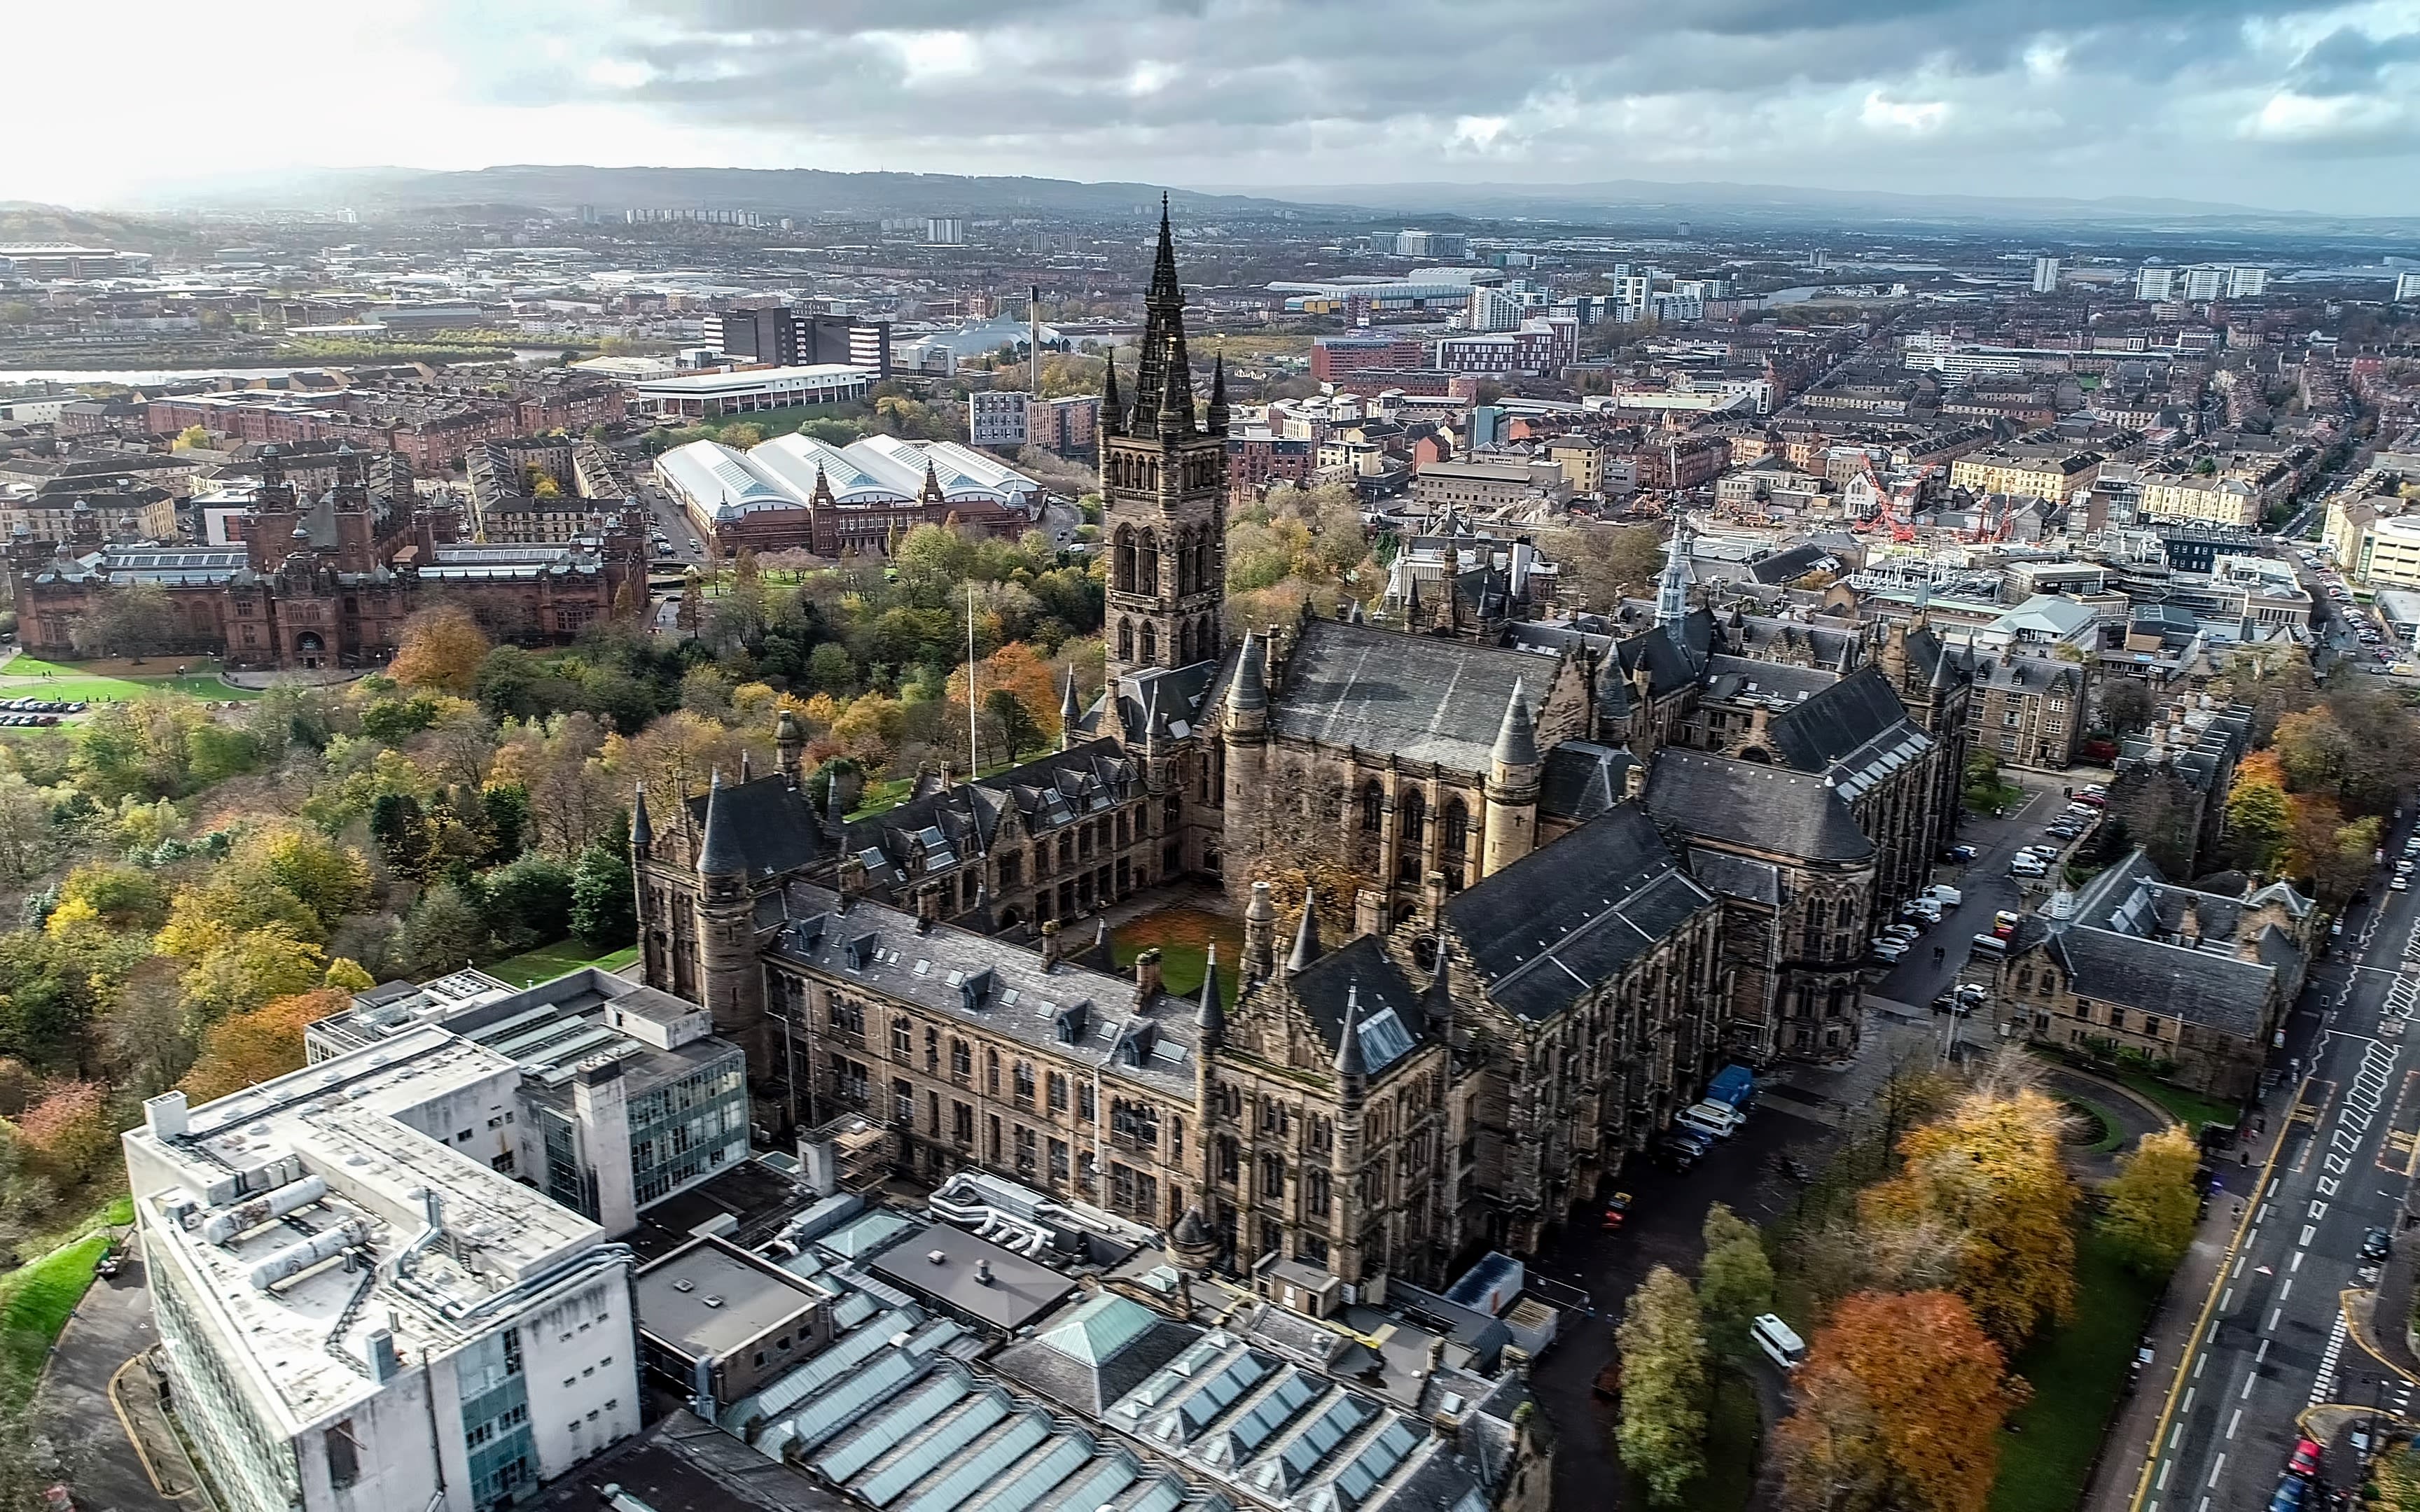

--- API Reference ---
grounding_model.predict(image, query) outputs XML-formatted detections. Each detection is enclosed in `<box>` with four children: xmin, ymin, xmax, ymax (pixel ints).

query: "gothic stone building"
<box><xmin>7</xmin><ymin>446</ymin><xmax>648</xmax><ymax>671</ymax></box>
<box><xmin>629</xmin><ymin>212</ymin><xmax>1970</xmax><ymax>1287</ymax></box>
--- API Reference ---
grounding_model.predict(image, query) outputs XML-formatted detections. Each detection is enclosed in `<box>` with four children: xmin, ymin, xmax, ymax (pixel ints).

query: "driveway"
<box><xmin>40</xmin><ymin>1239</ymin><xmax>193</xmax><ymax>1512</ymax></box>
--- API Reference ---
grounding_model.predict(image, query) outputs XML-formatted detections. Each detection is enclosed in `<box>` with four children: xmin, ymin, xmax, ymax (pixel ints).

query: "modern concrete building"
<box><xmin>125</xmin><ymin>1027</ymin><xmax>642</xmax><ymax>1512</ymax></box>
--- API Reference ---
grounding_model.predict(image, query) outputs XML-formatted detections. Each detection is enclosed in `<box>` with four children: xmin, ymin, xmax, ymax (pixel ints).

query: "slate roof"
<box><xmin>1643</xmin><ymin>748</ymin><xmax>1875</xmax><ymax>864</ymax></box>
<box><xmin>1748</xmin><ymin>543</ymin><xmax>1835</xmax><ymax>584</ymax></box>
<box><xmin>1685</xmin><ymin>846</ymin><xmax>1782</xmax><ymax>906</ymax></box>
<box><xmin>767</xmin><ymin>882</ymin><xmax>1202</xmax><ymax>1102</ymax></box>
<box><xmin>1444</xmin><ymin>802</ymin><xmax>1716</xmax><ymax>1022</ymax></box>
<box><xmin>682</xmin><ymin>774</ymin><xmax>823</xmax><ymax>881</ymax></box>
<box><xmin>1268</xmin><ymin>617</ymin><xmax>1549</xmax><ymax>772</ymax></box>
<box><xmin>2046</xmin><ymin>928</ymin><xmax>2278</xmax><ymax>1039</ymax></box>
<box><xmin>837</xmin><ymin>741</ymin><xmax>1141</xmax><ymax>899</ymax></box>
<box><xmin>1284</xmin><ymin>935</ymin><xmax>1428</xmax><ymax>1074</ymax></box>
<box><xmin>1538</xmin><ymin>741</ymin><xmax>1636</xmax><ymax>824</ymax></box>
<box><xmin>1699</xmin><ymin>654</ymin><xmax>1837</xmax><ymax>704</ymax></box>
<box><xmin>1764</xmin><ymin>664</ymin><xmax>1924</xmax><ymax>779</ymax></box>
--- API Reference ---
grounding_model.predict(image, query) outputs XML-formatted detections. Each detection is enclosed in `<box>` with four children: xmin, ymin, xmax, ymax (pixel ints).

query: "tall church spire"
<box><xmin>1655</xmin><ymin>519</ymin><xmax>1695</xmax><ymax>631</ymax></box>
<box><xmin>1101</xmin><ymin>351</ymin><xmax>1122</xmax><ymax>436</ymax></box>
<box><xmin>1129</xmin><ymin>192</ymin><xmax>1194</xmax><ymax>437</ymax></box>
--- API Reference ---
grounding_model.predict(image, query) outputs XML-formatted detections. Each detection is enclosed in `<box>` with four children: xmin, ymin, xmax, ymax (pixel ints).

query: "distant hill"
<box><xmin>137</xmin><ymin>165</ymin><xmax>1320</xmax><ymax>222</ymax></box>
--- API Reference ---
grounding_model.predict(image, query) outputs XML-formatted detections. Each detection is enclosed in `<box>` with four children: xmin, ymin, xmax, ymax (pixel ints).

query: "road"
<box><xmin>2133</xmin><ymin>832</ymin><xmax>2420</xmax><ymax>1512</ymax></box>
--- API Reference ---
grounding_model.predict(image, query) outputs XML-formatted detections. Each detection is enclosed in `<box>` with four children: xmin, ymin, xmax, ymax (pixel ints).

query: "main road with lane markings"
<box><xmin>2134</xmin><ymin>865</ymin><xmax>2420</xmax><ymax>1512</ymax></box>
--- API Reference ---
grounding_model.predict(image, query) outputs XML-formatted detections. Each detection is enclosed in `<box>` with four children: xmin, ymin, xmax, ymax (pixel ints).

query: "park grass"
<box><xmin>1989</xmin><ymin>1226</ymin><xmax>2163</xmax><ymax>1512</ymax></box>
<box><xmin>485</xmin><ymin>939</ymin><xmax>641</xmax><ymax>987</ymax></box>
<box><xmin>0</xmin><ymin>654</ymin><xmax>260</xmax><ymax>704</ymax></box>
<box><xmin>0</xmin><ymin>1232</ymin><xmax>111</xmax><ymax>1399</ymax></box>
<box><xmin>2108</xmin><ymin>1072</ymin><xmax>2235</xmax><ymax>1133</ymax></box>
<box><xmin>1114</xmin><ymin>907</ymin><xmax>1242</xmax><ymax>1011</ymax></box>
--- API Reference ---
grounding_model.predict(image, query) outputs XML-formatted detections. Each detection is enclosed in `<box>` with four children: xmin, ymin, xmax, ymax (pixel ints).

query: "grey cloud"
<box><xmin>2288</xmin><ymin>25</ymin><xmax>2420</xmax><ymax>96</ymax></box>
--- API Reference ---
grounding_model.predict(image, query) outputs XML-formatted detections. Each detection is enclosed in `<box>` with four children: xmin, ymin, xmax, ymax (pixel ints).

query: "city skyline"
<box><xmin>13</xmin><ymin>0</ymin><xmax>2420</xmax><ymax>217</ymax></box>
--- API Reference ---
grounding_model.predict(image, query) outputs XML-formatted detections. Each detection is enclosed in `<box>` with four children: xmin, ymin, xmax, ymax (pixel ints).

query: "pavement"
<box><xmin>39</xmin><ymin>1237</ymin><xmax>203</xmax><ymax>1512</ymax></box>
<box><xmin>2114</xmin><ymin>820</ymin><xmax>2420</xmax><ymax>1512</ymax></box>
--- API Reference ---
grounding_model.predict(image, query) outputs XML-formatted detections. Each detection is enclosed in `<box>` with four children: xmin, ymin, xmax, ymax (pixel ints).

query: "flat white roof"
<box><xmin>634</xmin><ymin>363</ymin><xmax>868</xmax><ymax>396</ymax></box>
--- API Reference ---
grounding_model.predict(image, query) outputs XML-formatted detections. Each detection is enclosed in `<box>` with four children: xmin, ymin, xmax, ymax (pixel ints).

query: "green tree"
<box><xmin>482</xmin><ymin>854</ymin><xmax>576</xmax><ymax>955</ymax></box>
<box><xmin>570</xmin><ymin>811</ymin><xmax>637</xmax><ymax>951</ymax></box>
<box><xmin>2223</xmin><ymin>776</ymin><xmax>2293</xmax><ymax>874</ymax></box>
<box><xmin>396</xmin><ymin>883</ymin><xmax>492</xmax><ymax>977</ymax></box>
<box><xmin>1697</xmin><ymin>1203</ymin><xmax>1776</xmax><ymax>1356</ymax></box>
<box><xmin>1617</xmin><ymin>1264</ymin><xmax>1709</xmax><ymax>1506</ymax></box>
<box><xmin>985</xmin><ymin>687</ymin><xmax>1043</xmax><ymax>762</ymax></box>
<box><xmin>2100</xmin><ymin>678</ymin><xmax>2157</xmax><ymax>738</ymax></box>
<box><xmin>2100</xmin><ymin>1126</ymin><xmax>2201</xmax><ymax>1277</ymax></box>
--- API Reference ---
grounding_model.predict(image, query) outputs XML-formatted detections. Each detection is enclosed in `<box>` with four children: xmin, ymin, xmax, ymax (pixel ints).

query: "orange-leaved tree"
<box><xmin>391</xmin><ymin>605</ymin><xmax>492</xmax><ymax>695</ymax></box>
<box><xmin>1859</xmin><ymin>1081</ymin><xmax>2076</xmax><ymax>1351</ymax></box>
<box><xmin>1776</xmin><ymin>1290</ymin><xmax>2019</xmax><ymax>1512</ymax></box>
<box><xmin>181</xmin><ymin>988</ymin><xmax>351</xmax><ymax>1105</ymax></box>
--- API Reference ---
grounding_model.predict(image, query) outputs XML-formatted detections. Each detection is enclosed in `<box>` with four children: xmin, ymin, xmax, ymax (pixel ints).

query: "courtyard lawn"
<box><xmin>0</xmin><ymin>1231</ymin><xmax>112</xmax><ymax>1396</ymax></box>
<box><xmin>1989</xmin><ymin>1226</ymin><xmax>2164</xmax><ymax>1512</ymax></box>
<box><xmin>485</xmin><ymin>939</ymin><xmax>641</xmax><ymax>987</ymax></box>
<box><xmin>1114</xmin><ymin>907</ymin><xmax>1242</xmax><ymax>1010</ymax></box>
<box><xmin>2108</xmin><ymin>1072</ymin><xmax>2237</xmax><ymax>1133</ymax></box>
<box><xmin>0</xmin><ymin>654</ymin><xmax>260</xmax><ymax>704</ymax></box>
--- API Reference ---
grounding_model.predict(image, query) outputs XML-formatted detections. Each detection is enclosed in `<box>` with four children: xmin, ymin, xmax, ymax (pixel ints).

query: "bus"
<box><xmin>1751</xmin><ymin>1313</ymin><xmax>1807</xmax><ymax>1372</ymax></box>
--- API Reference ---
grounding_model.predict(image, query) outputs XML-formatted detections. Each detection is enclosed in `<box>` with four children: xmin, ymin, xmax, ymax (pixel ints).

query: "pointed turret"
<box><xmin>1197</xmin><ymin>944</ymin><xmax>1225</xmax><ymax>1047</ymax></box>
<box><xmin>1484</xmin><ymin>679</ymin><xmax>1542</xmax><ymax>878</ymax></box>
<box><xmin>1491</xmin><ymin>679</ymin><xmax>1538</xmax><ymax>769</ymax></box>
<box><xmin>1206</xmin><ymin>351</ymin><xmax>1229</xmax><ymax>435</ymax></box>
<box><xmin>1059</xmin><ymin>667</ymin><xmax>1083</xmax><ymax>748</ymax></box>
<box><xmin>1227</xmin><ymin>630</ymin><xmax>1267</xmax><ymax>715</ymax></box>
<box><xmin>1101</xmin><ymin>351</ymin><xmax>1123</xmax><ymax>435</ymax></box>
<box><xmin>1333</xmin><ymin>982</ymin><xmax>1367</xmax><ymax>1079</ymax></box>
<box><xmin>1155</xmin><ymin>342</ymin><xmax>1188</xmax><ymax>441</ymax></box>
<box><xmin>775</xmin><ymin>708</ymin><xmax>805</xmax><ymax>780</ymax></box>
<box><xmin>1286</xmin><ymin>888</ymin><xmax>1321</xmax><ymax>977</ymax></box>
<box><xmin>1243</xmin><ymin>879</ymin><xmax>1278</xmax><ymax>983</ymax></box>
<box><xmin>698</xmin><ymin>769</ymin><xmax>746</xmax><ymax>879</ymax></box>
<box><xmin>630</xmin><ymin>783</ymin><xmax>654</xmax><ymax>851</ymax></box>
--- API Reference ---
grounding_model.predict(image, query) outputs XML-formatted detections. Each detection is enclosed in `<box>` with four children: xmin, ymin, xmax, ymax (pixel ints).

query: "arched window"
<box><xmin>1195</xmin><ymin>534</ymin><xmax>1214</xmax><ymax>593</ymax></box>
<box><xmin>1440</xmin><ymin>797</ymin><xmax>1469</xmax><ymax>867</ymax></box>
<box><xmin>1137</xmin><ymin>530</ymin><xmax>1159</xmax><ymax>598</ymax></box>
<box><xmin>1118</xmin><ymin>619</ymin><xmax>1134</xmax><ymax>662</ymax></box>
<box><xmin>1139</xmin><ymin>620</ymin><xmax>1157</xmax><ymax>665</ymax></box>
<box><xmin>1176</xmin><ymin>619</ymin><xmax>1193</xmax><ymax>665</ymax></box>
<box><xmin>1400</xmin><ymin>789</ymin><xmax>1426</xmax><ymax>850</ymax></box>
<box><xmin>1197</xmin><ymin>616</ymin><xmax>1216</xmax><ymax>659</ymax></box>
<box><xmin>1362</xmin><ymin>780</ymin><xmax>1384</xmax><ymax>832</ymax></box>
<box><xmin>1113</xmin><ymin>526</ymin><xmax>1136</xmax><ymax>595</ymax></box>
<box><xmin>1174</xmin><ymin>528</ymin><xmax>1194</xmax><ymax>596</ymax></box>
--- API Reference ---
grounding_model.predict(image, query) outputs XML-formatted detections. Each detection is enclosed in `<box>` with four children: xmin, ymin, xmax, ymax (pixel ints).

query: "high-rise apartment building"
<box><xmin>2136</xmin><ymin>265</ymin><xmax>2177</xmax><ymax>301</ymax></box>
<box><xmin>715</xmin><ymin>307</ymin><xmax>892</xmax><ymax>379</ymax></box>
<box><xmin>2031</xmin><ymin>255</ymin><xmax>2061</xmax><ymax>294</ymax></box>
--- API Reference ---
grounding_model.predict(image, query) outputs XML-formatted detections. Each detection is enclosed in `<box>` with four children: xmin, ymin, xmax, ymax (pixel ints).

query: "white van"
<box><xmin>1680</xmin><ymin>1100</ymin><xmax>1745</xmax><ymax>1139</ymax></box>
<box><xmin>1751</xmin><ymin>1313</ymin><xmax>1807</xmax><ymax>1371</ymax></box>
<box><xmin>1970</xmin><ymin>932</ymin><xmax>2010</xmax><ymax>957</ymax></box>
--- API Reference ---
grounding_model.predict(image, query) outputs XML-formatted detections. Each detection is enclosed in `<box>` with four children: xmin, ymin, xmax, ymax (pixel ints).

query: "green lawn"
<box><xmin>0</xmin><ymin>1232</ymin><xmax>111</xmax><ymax>1397</ymax></box>
<box><xmin>2061</xmin><ymin>1096</ymin><xmax>2129</xmax><ymax>1155</ymax></box>
<box><xmin>0</xmin><ymin>654</ymin><xmax>260</xmax><ymax>704</ymax></box>
<box><xmin>1114</xmin><ymin>908</ymin><xmax>1243</xmax><ymax>1009</ymax></box>
<box><xmin>1989</xmin><ymin>1226</ymin><xmax>2163</xmax><ymax>1512</ymax></box>
<box><xmin>484</xmin><ymin>939</ymin><xmax>640</xmax><ymax>987</ymax></box>
<box><xmin>2106</xmin><ymin>1070</ymin><xmax>2234</xmax><ymax>1133</ymax></box>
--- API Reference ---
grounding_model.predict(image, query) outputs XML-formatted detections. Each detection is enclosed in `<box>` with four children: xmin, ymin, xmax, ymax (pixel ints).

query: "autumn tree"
<box><xmin>1545</xmin><ymin>523</ymin><xmax>1673</xmax><ymax>610</ymax></box>
<box><xmin>181</xmin><ymin>988</ymin><xmax>347</xmax><ymax>1103</ymax></box>
<box><xmin>2101</xmin><ymin>1125</ymin><xmax>2201</xmax><ymax>1277</ymax></box>
<box><xmin>1860</xmin><ymin>1081</ymin><xmax>2077</xmax><ymax>1351</ymax></box>
<box><xmin>391</xmin><ymin>606</ymin><xmax>492</xmax><ymax>694</ymax></box>
<box><xmin>1616</xmin><ymin>1264</ymin><xmax>1708</xmax><ymax>1506</ymax></box>
<box><xmin>1776</xmin><ymin>1291</ymin><xmax>2017</xmax><ymax>1512</ymax></box>
<box><xmin>2223</xmin><ymin>769</ymin><xmax>2294</xmax><ymax>875</ymax></box>
<box><xmin>1698</xmin><ymin>1203</ymin><xmax>1776</xmax><ymax>1355</ymax></box>
<box><xmin>14</xmin><ymin>1080</ymin><xmax>116</xmax><ymax>1187</ymax></box>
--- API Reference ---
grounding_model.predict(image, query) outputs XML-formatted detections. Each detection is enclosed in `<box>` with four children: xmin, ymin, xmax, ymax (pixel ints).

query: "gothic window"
<box><xmin>1176</xmin><ymin>618</ymin><xmax>1192</xmax><ymax>664</ymax></box>
<box><xmin>1305</xmin><ymin>1167</ymin><xmax>1331</xmax><ymax>1217</ymax></box>
<box><xmin>1113</xmin><ymin>526</ymin><xmax>1136</xmax><ymax>594</ymax></box>
<box><xmin>1140</xmin><ymin>621</ymin><xmax>1157</xmax><ymax>665</ymax></box>
<box><xmin>1440</xmin><ymin>797</ymin><xmax>1469</xmax><ymax>867</ymax></box>
<box><xmin>1399</xmin><ymin>789</ymin><xmax>1426</xmax><ymax>866</ymax></box>
<box><xmin>1362</xmin><ymin>781</ymin><xmax>1384</xmax><ymax>832</ymax></box>
<box><xmin>1195</xmin><ymin>535</ymin><xmax>1213</xmax><ymax>593</ymax></box>
<box><xmin>1137</xmin><ymin>531</ymin><xmax>1159</xmax><ymax>596</ymax></box>
<box><xmin>1118</xmin><ymin>619</ymin><xmax>1134</xmax><ymax>662</ymax></box>
<box><xmin>1259</xmin><ymin>1153</ymin><xmax>1286</xmax><ymax>1203</ymax></box>
<box><xmin>1174</xmin><ymin>528</ymin><xmax>1194</xmax><ymax>596</ymax></box>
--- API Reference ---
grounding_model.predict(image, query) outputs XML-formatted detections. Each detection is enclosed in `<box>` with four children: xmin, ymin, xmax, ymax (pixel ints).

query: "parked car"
<box><xmin>1924</xmin><ymin>885</ymin><xmax>1963</xmax><ymax>906</ymax></box>
<box><xmin>1939</xmin><ymin>844</ymin><xmax>1979</xmax><ymax>863</ymax></box>
<box><xmin>1679</xmin><ymin>1102</ymin><xmax>1744</xmax><ymax>1140</ymax></box>
<box><xmin>2267</xmin><ymin>1475</ymin><xmax>2307</xmax><ymax>1512</ymax></box>
<box><xmin>2363</xmin><ymin>1227</ymin><xmax>2391</xmax><ymax>1263</ymax></box>
<box><xmin>2288</xmin><ymin>1437</ymin><xmax>2323</xmax><ymax>1479</ymax></box>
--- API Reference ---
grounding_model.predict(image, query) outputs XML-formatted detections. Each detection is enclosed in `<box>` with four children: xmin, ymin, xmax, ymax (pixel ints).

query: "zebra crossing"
<box><xmin>2311</xmin><ymin>1308</ymin><xmax>2351</xmax><ymax>1407</ymax></box>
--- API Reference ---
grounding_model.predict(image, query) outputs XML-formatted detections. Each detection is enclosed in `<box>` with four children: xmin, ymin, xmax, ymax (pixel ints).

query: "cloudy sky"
<box><xmin>18</xmin><ymin>0</ymin><xmax>2420</xmax><ymax>214</ymax></box>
